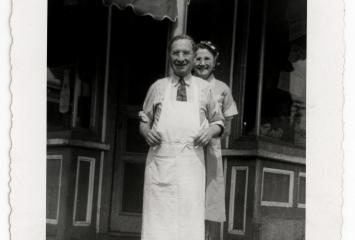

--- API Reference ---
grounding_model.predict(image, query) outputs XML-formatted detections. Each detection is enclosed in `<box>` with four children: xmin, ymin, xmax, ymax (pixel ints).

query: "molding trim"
<box><xmin>222</xmin><ymin>149</ymin><xmax>305</xmax><ymax>165</ymax></box>
<box><xmin>73</xmin><ymin>156</ymin><xmax>96</xmax><ymax>226</ymax></box>
<box><xmin>228</xmin><ymin>166</ymin><xmax>249</xmax><ymax>235</ymax></box>
<box><xmin>47</xmin><ymin>138</ymin><xmax>110</xmax><ymax>151</ymax></box>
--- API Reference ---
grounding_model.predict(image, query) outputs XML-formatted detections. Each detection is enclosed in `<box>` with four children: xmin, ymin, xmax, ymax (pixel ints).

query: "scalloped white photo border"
<box><xmin>4</xmin><ymin>0</ymin><xmax>349</xmax><ymax>239</ymax></box>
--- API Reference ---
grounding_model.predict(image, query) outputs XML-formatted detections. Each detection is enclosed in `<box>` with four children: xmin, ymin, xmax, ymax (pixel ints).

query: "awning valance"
<box><xmin>103</xmin><ymin>0</ymin><xmax>177</xmax><ymax>22</ymax></box>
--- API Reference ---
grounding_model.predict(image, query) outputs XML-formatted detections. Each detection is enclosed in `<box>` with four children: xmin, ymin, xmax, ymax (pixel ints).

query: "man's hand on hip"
<box><xmin>194</xmin><ymin>125</ymin><xmax>222</xmax><ymax>147</ymax></box>
<box><xmin>140</xmin><ymin>121</ymin><xmax>162</xmax><ymax>146</ymax></box>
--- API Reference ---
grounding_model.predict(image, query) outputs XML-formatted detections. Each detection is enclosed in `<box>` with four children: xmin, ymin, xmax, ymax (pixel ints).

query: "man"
<box><xmin>139</xmin><ymin>34</ymin><xmax>224</xmax><ymax>240</ymax></box>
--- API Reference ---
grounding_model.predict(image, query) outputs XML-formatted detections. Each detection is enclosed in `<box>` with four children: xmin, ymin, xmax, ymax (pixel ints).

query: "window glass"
<box><xmin>47</xmin><ymin>66</ymin><xmax>74</xmax><ymax>130</ymax></box>
<box><xmin>76</xmin><ymin>62</ymin><xmax>95</xmax><ymax>129</ymax></box>
<box><xmin>47</xmin><ymin>1</ymin><xmax>106</xmax><ymax>132</ymax></box>
<box><xmin>260</xmin><ymin>0</ymin><xmax>306</xmax><ymax>147</ymax></box>
<box><xmin>74</xmin><ymin>160</ymin><xmax>91</xmax><ymax>222</ymax></box>
<box><xmin>47</xmin><ymin>64</ymin><xmax>96</xmax><ymax>130</ymax></box>
<box><xmin>46</xmin><ymin>157</ymin><xmax>62</xmax><ymax>221</ymax></box>
<box><xmin>232</xmin><ymin>168</ymin><xmax>248</xmax><ymax>231</ymax></box>
<box><xmin>235</xmin><ymin>0</ymin><xmax>265</xmax><ymax>138</ymax></box>
<box><xmin>298</xmin><ymin>174</ymin><xmax>306</xmax><ymax>205</ymax></box>
<box><xmin>262</xmin><ymin>172</ymin><xmax>291</xmax><ymax>203</ymax></box>
<box><xmin>121</xmin><ymin>162</ymin><xmax>145</xmax><ymax>213</ymax></box>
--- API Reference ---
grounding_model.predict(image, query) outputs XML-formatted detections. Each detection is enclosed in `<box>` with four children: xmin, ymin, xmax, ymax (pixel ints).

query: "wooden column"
<box><xmin>171</xmin><ymin>0</ymin><xmax>189</xmax><ymax>36</ymax></box>
<box><xmin>166</xmin><ymin>0</ymin><xmax>189</xmax><ymax>75</ymax></box>
<box><xmin>255</xmin><ymin>0</ymin><xmax>268</xmax><ymax>136</ymax></box>
<box><xmin>96</xmin><ymin>5</ymin><xmax>112</xmax><ymax>233</ymax></box>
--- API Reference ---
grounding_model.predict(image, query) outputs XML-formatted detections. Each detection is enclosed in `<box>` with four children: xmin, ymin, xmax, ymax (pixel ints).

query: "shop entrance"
<box><xmin>108</xmin><ymin>7</ymin><xmax>170</xmax><ymax>234</ymax></box>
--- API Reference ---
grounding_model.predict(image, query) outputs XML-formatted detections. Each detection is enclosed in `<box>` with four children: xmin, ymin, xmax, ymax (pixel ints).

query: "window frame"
<box><xmin>72</xmin><ymin>156</ymin><xmax>96</xmax><ymax>226</ymax></box>
<box><xmin>297</xmin><ymin>172</ymin><xmax>306</xmax><ymax>208</ymax></box>
<box><xmin>228</xmin><ymin>166</ymin><xmax>249</xmax><ymax>235</ymax></box>
<box><xmin>46</xmin><ymin>155</ymin><xmax>63</xmax><ymax>225</ymax></box>
<box><xmin>260</xmin><ymin>167</ymin><xmax>294</xmax><ymax>208</ymax></box>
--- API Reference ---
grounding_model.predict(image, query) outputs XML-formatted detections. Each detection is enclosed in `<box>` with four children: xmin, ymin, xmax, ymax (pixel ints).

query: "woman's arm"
<box><xmin>222</xmin><ymin>117</ymin><xmax>233</xmax><ymax>138</ymax></box>
<box><xmin>194</xmin><ymin>86</ymin><xmax>224</xmax><ymax>146</ymax></box>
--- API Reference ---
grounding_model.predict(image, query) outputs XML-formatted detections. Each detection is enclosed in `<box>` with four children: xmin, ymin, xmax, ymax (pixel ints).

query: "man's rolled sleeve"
<box><xmin>139</xmin><ymin>82</ymin><xmax>158</xmax><ymax>124</ymax></box>
<box><xmin>138</xmin><ymin>111</ymin><xmax>150</xmax><ymax>123</ymax></box>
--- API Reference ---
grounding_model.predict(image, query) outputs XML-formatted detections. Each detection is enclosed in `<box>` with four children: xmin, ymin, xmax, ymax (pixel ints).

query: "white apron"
<box><xmin>141</xmin><ymin>79</ymin><xmax>206</xmax><ymax>240</ymax></box>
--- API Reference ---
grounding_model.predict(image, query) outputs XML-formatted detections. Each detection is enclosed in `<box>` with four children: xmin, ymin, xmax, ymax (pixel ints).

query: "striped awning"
<box><xmin>103</xmin><ymin>0</ymin><xmax>177</xmax><ymax>22</ymax></box>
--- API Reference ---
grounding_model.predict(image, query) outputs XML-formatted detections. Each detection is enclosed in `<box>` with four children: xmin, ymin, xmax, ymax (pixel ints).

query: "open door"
<box><xmin>108</xmin><ymin>7</ymin><xmax>170</xmax><ymax>234</ymax></box>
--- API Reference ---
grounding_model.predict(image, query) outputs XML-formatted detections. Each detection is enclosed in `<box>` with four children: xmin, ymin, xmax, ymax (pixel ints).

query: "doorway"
<box><xmin>108</xmin><ymin>7</ymin><xmax>170</xmax><ymax>234</ymax></box>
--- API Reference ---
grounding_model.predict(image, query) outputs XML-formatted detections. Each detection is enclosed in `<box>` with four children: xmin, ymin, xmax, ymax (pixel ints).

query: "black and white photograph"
<box><xmin>46</xmin><ymin>0</ymin><xmax>306</xmax><ymax>240</ymax></box>
<box><xmin>2</xmin><ymin>0</ymin><xmax>353</xmax><ymax>238</ymax></box>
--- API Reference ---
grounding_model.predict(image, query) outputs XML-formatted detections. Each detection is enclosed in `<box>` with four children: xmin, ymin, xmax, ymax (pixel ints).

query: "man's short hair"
<box><xmin>167</xmin><ymin>34</ymin><xmax>197</xmax><ymax>53</ymax></box>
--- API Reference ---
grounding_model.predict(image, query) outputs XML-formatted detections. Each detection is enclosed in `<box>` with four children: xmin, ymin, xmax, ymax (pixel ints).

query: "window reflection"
<box><xmin>47</xmin><ymin>66</ymin><xmax>74</xmax><ymax>130</ymax></box>
<box><xmin>260</xmin><ymin>0</ymin><xmax>306</xmax><ymax>147</ymax></box>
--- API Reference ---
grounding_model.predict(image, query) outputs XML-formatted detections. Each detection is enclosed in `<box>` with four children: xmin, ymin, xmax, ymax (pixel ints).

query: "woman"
<box><xmin>194</xmin><ymin>41</ymin><xmax>238</xmax><ymax>240</ymax></box>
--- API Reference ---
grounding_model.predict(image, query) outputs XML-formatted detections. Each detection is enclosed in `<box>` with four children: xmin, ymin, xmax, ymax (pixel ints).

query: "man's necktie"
<box><xmin>176</xmin><ymin>77</ymin><xmax>187</xmax><ymax>101</ymax></box>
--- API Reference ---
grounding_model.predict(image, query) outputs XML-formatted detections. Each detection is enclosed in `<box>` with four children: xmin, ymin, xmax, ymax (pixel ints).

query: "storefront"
<box><xmin>46</xmin><ymin>0</ymin><xmax>306</xmax><ymax>239</ymax></box>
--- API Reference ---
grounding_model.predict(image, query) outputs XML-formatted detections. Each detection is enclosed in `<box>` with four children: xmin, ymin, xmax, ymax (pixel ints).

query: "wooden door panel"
<box><xmin>111</xmin><ymin>213</ymin><xmax>142</xmax><ymax>233</ymax></box>
<box><xmin>110</xmin><ymin>112</ymin><xmax>146</xmax><ymax>233</ymax></box>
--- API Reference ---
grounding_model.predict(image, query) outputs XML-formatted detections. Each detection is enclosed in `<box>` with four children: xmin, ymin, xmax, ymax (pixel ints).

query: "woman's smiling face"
<box><xmin>194</xmin><ymin>48</ymin><xmax>216</xmax><ymax>80</ymax></box>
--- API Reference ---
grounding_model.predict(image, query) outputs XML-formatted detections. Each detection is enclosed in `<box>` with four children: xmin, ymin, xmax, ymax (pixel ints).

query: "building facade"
<box><xmin>46</xmin><ymin>0</ymin><xmax>306</xmax><ymax>239</ymax></box>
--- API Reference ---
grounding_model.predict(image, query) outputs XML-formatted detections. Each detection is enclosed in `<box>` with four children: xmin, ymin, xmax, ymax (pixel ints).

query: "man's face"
<box><xmin>169</xmin><ymin>39</ymin><xmax>195</xmax><ymax>77</ymax></box>
<box><xmin>194</xmin><ymin>48</ymin><xmax>216</xmax><ymax>80</ymax></box>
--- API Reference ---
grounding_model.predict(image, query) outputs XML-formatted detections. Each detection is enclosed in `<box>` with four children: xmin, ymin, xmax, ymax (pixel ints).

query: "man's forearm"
<box><xmin>139</xmin><ymin>121</ymin><xmax>150</xmax><ymax>137</ymax></box>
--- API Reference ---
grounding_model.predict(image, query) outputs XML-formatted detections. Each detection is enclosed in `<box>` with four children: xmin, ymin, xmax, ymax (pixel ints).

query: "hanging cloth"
<box><xmin>103</xmin><ymin>0</ymin><xmax>177</xmax><ymax>22</ymax></box>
